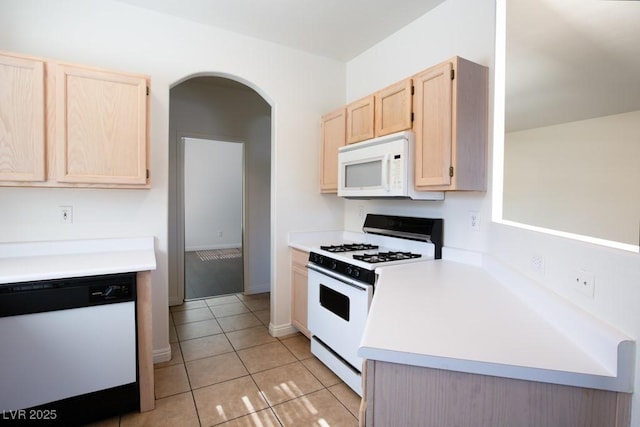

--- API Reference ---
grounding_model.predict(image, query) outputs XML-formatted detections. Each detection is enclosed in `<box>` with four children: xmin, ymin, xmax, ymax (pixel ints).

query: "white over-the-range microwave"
<box><xmin>337</xmin><ymin>131</ymin><xmax>444</xmax><ymax>200</ymax></box>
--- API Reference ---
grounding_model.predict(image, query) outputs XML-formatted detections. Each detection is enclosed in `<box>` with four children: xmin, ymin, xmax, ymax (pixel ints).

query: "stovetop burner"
<box><xmin>352</xmin><ymin>251</ymin><xmax>422</xmax><ymax>264</ymax></box>
<box><xmin>308</xmin><ymin>215</ymin><xmax>442</xmax><ymax>285</ymax></box>
<box><xmin>320</xmin><ymin>243</ymin><xmax>379</xmax><ymax>253</ymax></box>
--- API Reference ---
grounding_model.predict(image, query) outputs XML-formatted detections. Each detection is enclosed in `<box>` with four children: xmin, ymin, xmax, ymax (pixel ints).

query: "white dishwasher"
<box><xmin>0</xmin><ymin>272</ymin><xmax>139</xmax><ymax>425</ymax></box>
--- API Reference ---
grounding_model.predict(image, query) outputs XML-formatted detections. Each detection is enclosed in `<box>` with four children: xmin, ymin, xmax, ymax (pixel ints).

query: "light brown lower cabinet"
<box><xmin>136</xmin><ymin>271</ymin><xmax>154</xmax><ymax>412</ymax></box>
<box><xmin>290</xmin><ymin>248</ymin><xmax>310</xmax><ymax>338</ymax></box>
<box><xmin>362</xmin><ymin>360</ymin><xmax>631</xmax><ymax>427</ymax></box>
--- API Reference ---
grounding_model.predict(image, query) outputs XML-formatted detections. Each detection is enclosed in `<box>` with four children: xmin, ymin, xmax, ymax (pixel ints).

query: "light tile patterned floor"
<box><xmin>93</xmin><ymin>293</ymin><xmax>361</xmax><ymax>426</ymax></box>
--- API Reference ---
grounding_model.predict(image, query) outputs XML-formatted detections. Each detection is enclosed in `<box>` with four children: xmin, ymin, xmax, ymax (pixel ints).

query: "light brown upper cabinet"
<box><xmin>0</xmin><ymin>50</ymin><xmax>150</xmax><ymax>189</ymax></box>
<box><xmin>346</xmin><ymin>95</ymin><xmax>375</xmax><ymax>144</ymax></box>
<box><xmin>413</xmin><ymin>57</ymin><xmax>488</xmax><ymax>191</ymax></box>
<box><xmin>346</xmin><ymin>80</ymin><xmax>413</xmax><ymax>145</ymax></box>
<box><xmin>320</xmin><ymin>56</ymin><xmax>487</xmax><ymax>194</ymax></box>
<box><xmin>375</xmin><ymin>79</ymin><xmax>413</xmax><ymax>137</ymax></box>
<box><xmin>320</xmin><ymin>107</ymin><xmax>346</xmax><ymax>193</ymax></box>
<box><xmin>0</xmin><ymin>53</ymin><xmax>46</xmax><ymax>182</ymax></box>
<box><xmin>56</xmin><ymin>64</ymin><xmax>149</xmax><ymax>186</ymax></box>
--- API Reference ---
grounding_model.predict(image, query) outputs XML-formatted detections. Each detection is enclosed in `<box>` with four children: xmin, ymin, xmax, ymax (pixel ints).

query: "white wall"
<box><xmin>184</xmin><ymin>138</ymin><xmax>243</xmax><ymax>251</ymax></box>
<box><xmin>346</xmin><ymin>0</ymin><xmax>640</xmax><ymax>424</ymax></box>
<box><xmin>504</xmin><ymin>110</ymin><xmax>640</xmax><ymax>246</ymax></box>
<box><xmin>0</xmin><ymin>0</ymin><xmax>346</xmax><ymax>359</ymax></box>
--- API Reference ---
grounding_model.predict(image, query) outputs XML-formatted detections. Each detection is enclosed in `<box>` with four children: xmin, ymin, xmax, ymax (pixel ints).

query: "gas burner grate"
<box><xmin>353</xmin><ymin>251</ymin><xmax>422</xmax><ymax>263</ymax></box>
<box><xmin>320</xmin><ymin>243</ymin><xmax>379</xmax><ymax>253</ymax></box>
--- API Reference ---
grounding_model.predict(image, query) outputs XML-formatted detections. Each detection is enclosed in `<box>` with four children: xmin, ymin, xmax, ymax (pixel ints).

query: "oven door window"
<box><xmin>344</xmin><ymin>160</ymin><xmax>382</xmax><ymax>189</ymax></box>
<box><xmin>319</xmin><ymin>284</ymin><xmax>349</xmax><ymax>321</ymax></box>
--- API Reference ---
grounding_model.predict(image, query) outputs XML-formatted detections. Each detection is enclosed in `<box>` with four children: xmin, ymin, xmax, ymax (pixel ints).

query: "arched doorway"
<box><xmin>167</xmin><ymin>75</ymin><xmax>272</xmax><ymax>305</ymax></box>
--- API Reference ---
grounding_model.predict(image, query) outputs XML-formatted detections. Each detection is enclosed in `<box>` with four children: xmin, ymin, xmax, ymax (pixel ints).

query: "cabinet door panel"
<box><xmin>291</xmin><ymin>249</ymin><xmax>310</xmax><ymax>338</ymax></box>
<box><xmin>414</xmin><ymin>62</ymin><xmax>452</xmax><ymax>188</ymax></box>
<box><xmin>56</xmin><ymin>65</ymin><xmax>147</xmax><ymax>185</ymax></box>
<box><xmin>320</xmin><ymin>108</ymin><xmax>346</xmax><ymax>193</ymax></box>
<box><xmin>0</xmin><ymin>54</ymin><xmax>45</xmax><ymax>182</ymax></box>
<box><xmin>375</xmin><ymin>79</ymin><xmax>412</xmax><ymax>137</ymax></box>
<box><xmin>292</xmin><ymin>265</ymin><xmax>309</xmax><ymax>337</ymax></box>
<box><xmin>346</xmin><ymin>95</ymin><xmax>374</xmax><ymax>144</ymax></box>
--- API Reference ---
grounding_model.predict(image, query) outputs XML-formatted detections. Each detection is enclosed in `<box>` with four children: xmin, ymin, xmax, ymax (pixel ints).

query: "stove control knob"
<box><xmin>346</xmin><ymin>266</ymin><xmax>353</xmax><ymax>275</ymax></box>
<box><xmin>352</xmin><ymin>269</ymin><xmax>360</xmax><ymax>278</ymax></box>
<box><xmin>330</xmin><ymin>261</ymin><xmax>337</xmax><ymax>270</ymax></box>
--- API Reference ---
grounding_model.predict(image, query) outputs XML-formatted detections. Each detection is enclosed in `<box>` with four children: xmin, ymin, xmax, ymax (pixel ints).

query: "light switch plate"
<box><xmin>59</xmin><ymin>206</ymin><xmax>73</xmax><ymax>224</ymax></box>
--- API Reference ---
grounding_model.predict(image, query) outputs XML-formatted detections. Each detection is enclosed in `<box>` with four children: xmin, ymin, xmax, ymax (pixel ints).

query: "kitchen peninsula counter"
<box><xmin>359</xmin><ymin>255</ymin><xmax>634</xmax><ymax>426</ymax></box>
<box><xmin>360</xmin><ymin>257</ymin><xmax>634</xmax><ymax>392</ymax></box>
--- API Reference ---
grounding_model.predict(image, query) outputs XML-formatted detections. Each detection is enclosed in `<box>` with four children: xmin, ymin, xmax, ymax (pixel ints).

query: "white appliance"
<box><xmin>337</xmin><ymin>131</ymin><xmax>444</xmax><ymax>200</ymax></box>
<box><xmin>307</xmin><ymin>215</ymin><xmax>443</xmax><ymax>395</ymax></box>
<box><xmin>0</xmin><ymin>273</ymin><xmax>139</xmax><ymax>425</ymax></box>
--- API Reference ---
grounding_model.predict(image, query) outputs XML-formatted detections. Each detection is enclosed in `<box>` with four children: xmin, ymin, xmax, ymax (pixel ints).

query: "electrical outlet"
<box><xmin>530</xmin><ymin>254</ymin><xmax>545</xmax><ymax>274</ymax></box>
<box><xmin>469</xmin><ymin>211</ymin><xmax>480</xmax><ymax>231</ymax></box>
<box><xmin>59</xmin><ymin>206</ymin><xmax>73</xmax><ymax>224</ymax></box>
<box><xmin>358</xmin><ymin>205</ymin><xmax>365</xmax><ymax>219</ymax></box>
<box><xmin>574</xmin><ymin>269</ymin><xmax>595</xmax><ymax>298</ymax></box>
<box><xmin>218</xmin><ymin>231</ymin><xmax>223</xmax><ymax>238</ymax></box>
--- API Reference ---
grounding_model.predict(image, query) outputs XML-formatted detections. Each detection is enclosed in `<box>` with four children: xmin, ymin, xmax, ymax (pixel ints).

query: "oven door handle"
<box><xmin>307</xmin><ymin>264</ymin><xmax>370</xmax><ymax>291</ymax></box>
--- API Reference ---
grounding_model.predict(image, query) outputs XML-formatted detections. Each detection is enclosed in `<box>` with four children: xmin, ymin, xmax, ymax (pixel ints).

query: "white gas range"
<box><xmin>306</xmin><ymin>214</ymin><xmax>443</xmax><ymax>395</ymax></box>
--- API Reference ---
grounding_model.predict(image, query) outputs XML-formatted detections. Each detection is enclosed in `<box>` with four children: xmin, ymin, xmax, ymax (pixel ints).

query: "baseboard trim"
<box><xmin>153</xmin><ymin>345</ymin><xmax>172</xmax><ymax>364</ymax></box>
<box><xmin>269</xmin><ymin>322</ymin><xmax>299</xmax><ymax>338</ymax></box>
<box><xmin>169</xmin><ymin>297</ymin><xmax>183</xmax><ymax>306</ymax></box>
<box><xmin>244</xmin><ymin>282</ymin><xmax>271</xmax><ymax>295</ymax></box>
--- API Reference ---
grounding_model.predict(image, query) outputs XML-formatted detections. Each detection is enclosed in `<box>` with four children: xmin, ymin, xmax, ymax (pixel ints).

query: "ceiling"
<box><xmin>114</xmin><ymin>0</ymin><xmax>446</xmax><ymax>61</ymax></box>
<box><xmin>506</xmin><ymin>0</ymin><xmax>640</xmax><ymax>132</ymax></box>
<box><xmin>113</xmin><ymin>0</ymin><xmax>640</xmax><ymax>133</ymax></box>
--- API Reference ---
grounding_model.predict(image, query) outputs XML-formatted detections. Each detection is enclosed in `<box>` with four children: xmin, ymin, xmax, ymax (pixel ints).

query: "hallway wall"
<box><xmin>183</xmin><ymin>138</ymin><xmax>243</xmax><ymax>251</ymax></box>
<box><xmin>170</xmin><ymin>79</ymin><xmax>271</xmax><ymax>301</ymax></box>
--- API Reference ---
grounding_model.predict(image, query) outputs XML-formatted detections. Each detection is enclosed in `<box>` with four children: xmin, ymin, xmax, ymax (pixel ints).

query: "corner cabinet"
<box><xmin>320</xmin><ymin>107</ymin><xmax>346</xmax><ymax>193</ymax></box>
<box><xmin>290</xmin><ymin>248</ymin><xmax>310</xmax><ymax>338</ymax></box>
<box><xmin>413</xmin><ymin>57</ymin><xmax>488</xmax><ymax>191</ymax></box>
<box><xmin>0</xmin><ymin>51</ymin><xmax>150</xmax><ymax>189</ymax></box>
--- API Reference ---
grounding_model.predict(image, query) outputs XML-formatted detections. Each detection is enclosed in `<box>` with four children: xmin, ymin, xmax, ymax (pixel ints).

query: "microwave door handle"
<box><xmin>382</xmin><ymin>153</ymin><xmax>390</xmax><ymax>192</ymax></box>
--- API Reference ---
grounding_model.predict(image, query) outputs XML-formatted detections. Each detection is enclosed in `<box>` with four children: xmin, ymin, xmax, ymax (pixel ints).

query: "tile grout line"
<box><xmin>187</xmin><ymin>295</ymin><xmax>279</xmax><ymax>425</ymax></box>
<box><xmin>159</xmin><ymin>293</ymin><xmax>358</xmax><ymax>426</ymax></box>
<box><xmin>199</xmin><ymin>294</ymin><xmax>284</xmax><ymax>426</ymax></box>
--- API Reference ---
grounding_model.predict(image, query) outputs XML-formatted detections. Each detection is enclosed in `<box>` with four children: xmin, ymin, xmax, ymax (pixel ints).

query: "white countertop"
<box><xmin>0</xmin><ymin>237</ymin><xmax>156</xmax><ymax>284</ymax></box>
<box><xmin>359</xmin><ymin>258</ymin><xmax>634</xmax><ymax>393</ymax></box>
